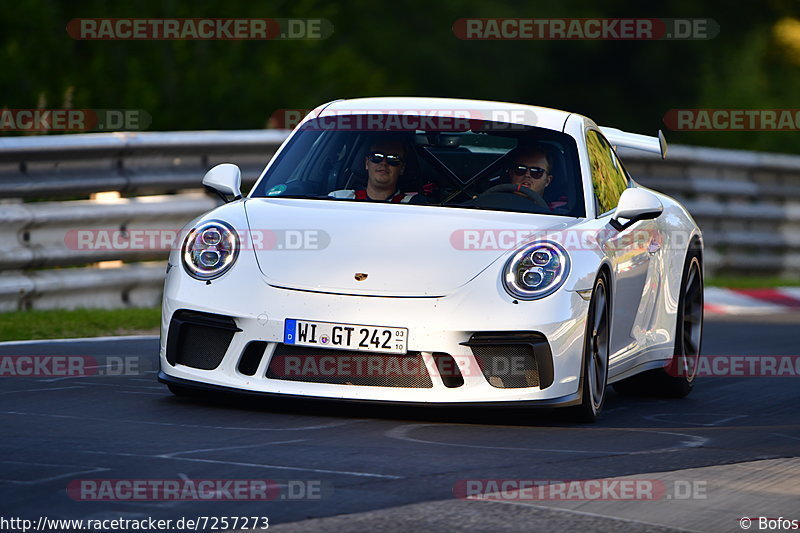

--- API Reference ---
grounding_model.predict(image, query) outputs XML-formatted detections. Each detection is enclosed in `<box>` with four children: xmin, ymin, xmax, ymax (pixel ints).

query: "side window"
<box><xmin>586</xmin><ymin>130</ymin><xmax>628</xmax><ymax>215</ymax></box>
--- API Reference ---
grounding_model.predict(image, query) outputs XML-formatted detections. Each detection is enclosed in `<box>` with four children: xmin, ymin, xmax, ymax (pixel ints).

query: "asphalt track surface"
<box><xmin>1</xmin><ymin>317</ymin><xmax>799</xmax><ymax>532</ymax></box>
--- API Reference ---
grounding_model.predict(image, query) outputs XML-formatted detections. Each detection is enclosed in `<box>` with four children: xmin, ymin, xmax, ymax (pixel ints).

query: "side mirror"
<box><xmin>610</xmin><ymin>188</ymin><xmax>663</xmax><ymax>231</ymax></box>
<box><xmin>202</xmin><ymin>164</ymin><xmax>242</xmax><ymax>202</ymax></box>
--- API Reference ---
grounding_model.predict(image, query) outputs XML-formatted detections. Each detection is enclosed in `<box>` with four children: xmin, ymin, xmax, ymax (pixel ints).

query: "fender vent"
<box><xmin>238</xmin><ymin>341</ymin><xmax>268</xmax><ymax>376</ymax></box>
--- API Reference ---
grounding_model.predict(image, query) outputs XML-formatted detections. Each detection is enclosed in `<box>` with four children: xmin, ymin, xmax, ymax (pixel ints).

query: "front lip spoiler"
<box><xmin>157</xmin><ymin>371</ymin><xmax>582</xmax><ymax>409</ymax></box>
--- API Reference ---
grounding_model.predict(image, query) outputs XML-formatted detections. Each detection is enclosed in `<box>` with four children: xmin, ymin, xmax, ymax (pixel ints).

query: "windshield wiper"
<box><xmin>443</xmin><ymin>202</ymin><xmax>555</xmax><ymax>215</ymax></box>
<box><xmin>263</xmin><ymin>194</ymin><xmax>332</xmax><ymax>200</ymax></box>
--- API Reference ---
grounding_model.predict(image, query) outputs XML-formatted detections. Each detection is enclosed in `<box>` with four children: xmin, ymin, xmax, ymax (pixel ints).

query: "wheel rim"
<box><xmin>588</xmin><ymin>280</ymin><xmax>609</xmax><ymax>410</ymax></box>
<box><xmin>680</xmin><ymin>258</ymin><xmax>703</xmax><ymax>381</ymax></box>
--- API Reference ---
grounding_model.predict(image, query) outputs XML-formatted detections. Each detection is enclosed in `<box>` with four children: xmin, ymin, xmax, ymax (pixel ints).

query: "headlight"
<box><xmin>503</xmin><ymin>240</ymin><xmax>570</xmax><ymax>300</ymax></box>
<box><xmin>181</xmin><ymin>220</ymin><xmax>239</xmax><ymax>280</ymax></box>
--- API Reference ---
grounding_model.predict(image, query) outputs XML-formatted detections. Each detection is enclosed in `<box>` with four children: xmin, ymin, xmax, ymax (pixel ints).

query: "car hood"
<box><xmin>243</xmin><ymin>198</ymin><xmax>581</xmax><ymax>297</ymax></box>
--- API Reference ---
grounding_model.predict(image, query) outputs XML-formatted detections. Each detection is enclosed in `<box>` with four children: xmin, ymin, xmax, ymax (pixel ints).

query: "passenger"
<box><xmin>330</xmin><ymin>137</ymin><xmax>427</xmax><ymax>204</ymax></box>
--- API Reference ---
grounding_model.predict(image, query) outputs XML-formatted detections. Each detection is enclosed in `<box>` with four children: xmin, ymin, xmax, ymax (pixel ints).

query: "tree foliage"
<box><xmin>3</xmin><ymin>0</ymin><xmax>800</xmax><ymax>153</ymax></box>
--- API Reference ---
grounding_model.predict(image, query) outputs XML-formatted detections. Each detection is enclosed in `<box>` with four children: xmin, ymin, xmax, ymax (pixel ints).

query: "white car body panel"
<box><xmin>160</xmin><ymin>97</ymin><xmax>702</xmax><ymax>407</ymax></box>
<box><xmin>244</xmin><ymin>198</ymin><xmax>582</xmax><ymax>297</ymax></box>
<box><xmin>161</xmin><ymin>200</ymin><xmax>590</xmax><ymax>403</ymax></box>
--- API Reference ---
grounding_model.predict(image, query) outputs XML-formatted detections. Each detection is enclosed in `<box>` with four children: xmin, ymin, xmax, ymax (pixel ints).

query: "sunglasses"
<box><xmin>511</xmin><ymin>165</ymin><xmax>548</xmax><ymax>179</ymax></box>
<box><xmin>368</xmin><ymin>153</ymin><xmax>404</xmax><ymax>167</ymax></box>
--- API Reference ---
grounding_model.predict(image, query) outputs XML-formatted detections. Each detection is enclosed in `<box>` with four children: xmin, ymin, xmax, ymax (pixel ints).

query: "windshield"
<box><xmin>251</xmin><ymin>116</ymin><xmax>585</xmax><ymax>217</ymax></box>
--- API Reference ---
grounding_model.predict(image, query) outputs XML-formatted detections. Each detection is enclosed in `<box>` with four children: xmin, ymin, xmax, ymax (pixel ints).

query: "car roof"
<box><xmin>316</xmin><ymin>97</ymin><xmax>573</xmax><ymax>132</ymax></box>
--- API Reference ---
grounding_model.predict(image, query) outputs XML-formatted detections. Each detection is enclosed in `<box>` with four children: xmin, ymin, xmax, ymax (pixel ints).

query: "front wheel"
<box><xmin>569</xmin><ymin>273</ymin><xmax>610</xmax><ymax>422</ymax></box>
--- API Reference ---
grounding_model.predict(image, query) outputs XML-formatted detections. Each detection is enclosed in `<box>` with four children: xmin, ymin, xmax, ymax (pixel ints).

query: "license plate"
<box><xmin>284</xmin><ymin>319</ymin><xmax>408</xmax><ymax>354</ymax></box>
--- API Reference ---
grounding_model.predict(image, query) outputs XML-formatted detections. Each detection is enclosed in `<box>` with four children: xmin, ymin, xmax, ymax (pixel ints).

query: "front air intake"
<box><xmin>461</xmin><ymin>332</ymin><xmax>554</xmax><ymax>389</ymax></box>
<box><xmin>470</xmin><ymin>344</ymin><xmax>540</xmax><ymax>388</ymax></box>
<box><xmin>166</xmin><ymin>310</ymin><xmax>240</xmax><ymax>370</ymax></box>
<box><xmin>266</xmin><ymin>344</ymin><xmax>433</xmax><ymax>388</ymax></box>
<box><xmin>432</xmin><ymin>352</ymin><xmax>464</xmax><ymax>388</ymax></box>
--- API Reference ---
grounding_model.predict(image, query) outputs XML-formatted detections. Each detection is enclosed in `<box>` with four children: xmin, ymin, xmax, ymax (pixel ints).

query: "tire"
<box><xmin>569</xmin><ymin>273</ymin><xmax>611</xmax><ymax>423</ymax></box>
<box><xmin>612</xmin><ymin>249</ymin><xmax>703</xmax><ymax>398</ymax></box>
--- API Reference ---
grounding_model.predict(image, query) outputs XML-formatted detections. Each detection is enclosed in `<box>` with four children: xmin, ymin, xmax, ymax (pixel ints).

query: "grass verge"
<box><xmin>0</xmin><ymin>307</ymin><xmax>160</xmax><ymax>342</ymax></box>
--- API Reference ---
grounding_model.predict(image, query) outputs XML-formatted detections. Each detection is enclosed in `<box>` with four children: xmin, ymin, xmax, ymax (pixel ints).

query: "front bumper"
<box><xmin>159</xmin><ymin>251</ymin><xmax>591</xmax><ymax>404</ymax></box>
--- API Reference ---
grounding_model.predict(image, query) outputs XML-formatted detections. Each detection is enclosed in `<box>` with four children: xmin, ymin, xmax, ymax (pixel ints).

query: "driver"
<box><xmin>507</xmin><ymin>144</ymin><xmax>552</xmax><ymax>197</ymax></box>
<box><xmin>330</xmin><ymin>136</ymin><xmax>427</xmax><ymax>204</ymax></box>
<box><xmin>506</xmin><ymin>143</ymin><xmax>567</xmax><ymax>210</ymax></box>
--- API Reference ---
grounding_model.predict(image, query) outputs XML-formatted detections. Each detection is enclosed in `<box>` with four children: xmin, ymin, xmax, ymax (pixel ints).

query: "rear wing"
<box><xmin>600</xmin><ymin>127</ymin><xmax>668</xmax><ymax>159</ymax></box>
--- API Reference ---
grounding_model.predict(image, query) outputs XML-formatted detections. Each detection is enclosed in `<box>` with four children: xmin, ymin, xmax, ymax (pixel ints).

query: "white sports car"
<box><xmin>158</xmin><ymin>97</ymin><xmax>703</xmax><ymax>421</ymax></box>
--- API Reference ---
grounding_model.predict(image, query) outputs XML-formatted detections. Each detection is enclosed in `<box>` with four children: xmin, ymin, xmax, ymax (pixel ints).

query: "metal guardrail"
<box><xmin>0</xmin><ymin>130</ymin><xmax>285</xmax><ymax>311</ymax></box>
<box><xmin>618</xmin><ymin>144</ymin><xmax>800</xmax><ymax>276</ymax></box>
<box><xmin>1</xmin><ymin>130</ymin><xmax>798</xmax><ymax>310</ymax></box>
<box><xmin>1</xmin><ymin>263</ymin><xmax>168</xmax><ymax>311</ymax></box>
<box><xmin>0</xmin><ymin>130</ymin><xmax>287</xmax><ymax>199</ymax></box>
<box><xmin>0</xmin><ymin>193</ymin><xmax>217</xmax><ymax>269</ymax></box>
